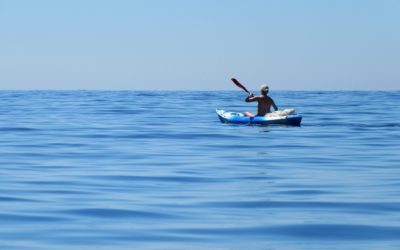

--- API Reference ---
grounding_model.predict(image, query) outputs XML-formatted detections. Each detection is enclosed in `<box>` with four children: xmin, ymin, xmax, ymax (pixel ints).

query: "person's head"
<box><xmin>260</xmin><ymin>84</ymin><xmax>269</xmax><ymax>95</ymax></box>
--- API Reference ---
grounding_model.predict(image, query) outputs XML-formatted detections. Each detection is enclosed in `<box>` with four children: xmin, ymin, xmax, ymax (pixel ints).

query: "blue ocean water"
<box><xmin>0</xmin><ymin>90</ymin><xmax>399</xmax><ymax>250</ymax></box>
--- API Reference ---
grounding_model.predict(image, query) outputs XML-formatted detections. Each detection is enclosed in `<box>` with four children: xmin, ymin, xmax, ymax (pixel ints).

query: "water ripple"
<box><xmin>172</xmin><ymin>224</ymin><xmax>400</xmax><ymax>240</ymax></box>
<box><xmin>64</xmin><ymin>208</ymin><xmax>178</xmax><ymax>219</ymax></box>
<box><xmin>202</xmin><ymin>200</ymin><xmax>400</xmax><ymax>213</ymax></box>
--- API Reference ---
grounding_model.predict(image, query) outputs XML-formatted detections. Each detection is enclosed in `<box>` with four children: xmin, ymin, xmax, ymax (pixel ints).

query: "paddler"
<box><xmin>244</xmin><ymin>84</ymin><xmax>278</xmax><ymax>117</ymax></box>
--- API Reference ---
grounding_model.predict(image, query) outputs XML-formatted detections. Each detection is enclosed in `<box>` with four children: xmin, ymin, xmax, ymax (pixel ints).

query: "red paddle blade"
<box><xmin>231</xmin><ymin>78</ymin><xmax>250</xmax><ymax>93</ymax></box>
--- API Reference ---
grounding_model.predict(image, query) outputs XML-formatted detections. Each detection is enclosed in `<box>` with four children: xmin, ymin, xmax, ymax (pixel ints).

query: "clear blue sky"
<box><xmin>1</xmin><ymin>0</ymin><xmax>399</xmax><ymax>90</ymax></box>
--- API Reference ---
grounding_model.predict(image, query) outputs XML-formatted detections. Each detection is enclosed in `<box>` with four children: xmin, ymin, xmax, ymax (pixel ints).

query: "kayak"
<box><xmin>216</xmin><ymin>109</ymin><xmax>302</xmax><ymax>126</ymax></box>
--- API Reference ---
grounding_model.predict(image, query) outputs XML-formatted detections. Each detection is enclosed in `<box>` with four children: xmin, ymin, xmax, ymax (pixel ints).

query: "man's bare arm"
<box><xmin>271</xmin><ymin>99</ymin><xmax>278</xmax><ymax>111</ymax></box>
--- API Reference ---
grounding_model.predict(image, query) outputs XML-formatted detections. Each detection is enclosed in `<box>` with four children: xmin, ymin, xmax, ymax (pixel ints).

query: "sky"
<box><xmin>0</xmin><ymin>0</ymin><xmax>399</xmax><ymax>90</ymax></box>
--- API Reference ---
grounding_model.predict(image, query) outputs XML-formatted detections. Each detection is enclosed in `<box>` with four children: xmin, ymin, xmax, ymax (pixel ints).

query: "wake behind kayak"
<box><xmin>216</xmin><ymin>109</ymin><xmax>302</xmax><ymax>126</ymax></box>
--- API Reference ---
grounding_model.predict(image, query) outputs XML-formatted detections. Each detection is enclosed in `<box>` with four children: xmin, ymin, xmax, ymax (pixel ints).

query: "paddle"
<box><xmin>231</xmin><ymin>78</ymin><xmax>250</xmax><ymax>94</ymax></box>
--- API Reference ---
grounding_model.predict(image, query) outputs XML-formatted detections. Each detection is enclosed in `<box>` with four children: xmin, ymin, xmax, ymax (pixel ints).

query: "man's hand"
<box><xmin>245</xmin><ymin>92</ymin><xmax>255</xmax><ymax>103</ymax></box>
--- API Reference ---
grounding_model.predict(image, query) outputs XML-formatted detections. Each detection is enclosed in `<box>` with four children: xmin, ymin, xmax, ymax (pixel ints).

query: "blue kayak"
<box><xmin>216</xmin><ymin>109</ymin><xmax>302</xmax><ymax>126</ymax></box>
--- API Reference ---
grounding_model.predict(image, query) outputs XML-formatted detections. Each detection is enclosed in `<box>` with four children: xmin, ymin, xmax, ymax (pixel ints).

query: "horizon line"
<box><xmin>0</xmin><ymin>89</ymin><xmax>399</xmax><ymax>92</ymax></box>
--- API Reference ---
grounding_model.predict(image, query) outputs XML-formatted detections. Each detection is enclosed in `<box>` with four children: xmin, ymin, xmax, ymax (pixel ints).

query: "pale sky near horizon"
<box><xmin>1</xmin><ymin>0</ymin><xmax>399</xmax><ymax>90</ymax></box>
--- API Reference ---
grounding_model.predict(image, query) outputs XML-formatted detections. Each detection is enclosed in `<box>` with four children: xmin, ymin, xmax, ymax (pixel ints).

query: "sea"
<box><xmin>0</xmin><ymin>90</ymin><xmax>399</xmax><ymax>250</ymax></box>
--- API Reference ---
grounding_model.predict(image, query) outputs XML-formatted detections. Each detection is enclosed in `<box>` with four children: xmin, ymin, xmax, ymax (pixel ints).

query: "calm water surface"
<box><xmin>0</xmin><ymin>91</ymin><xmax>399</xmax><ymax>250</ymax></box>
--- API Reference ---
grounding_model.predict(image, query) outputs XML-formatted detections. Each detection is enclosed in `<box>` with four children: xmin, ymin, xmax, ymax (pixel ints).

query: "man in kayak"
<box><xmin>244</xmin><ymin>84</ymin><xmax>278</xmax><ymax>117</ymax></box>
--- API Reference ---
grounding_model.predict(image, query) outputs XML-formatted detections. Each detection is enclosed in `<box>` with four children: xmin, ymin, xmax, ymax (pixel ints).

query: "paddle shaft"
<box><xmin>231</xmin><ymin>78</ymin><xmax>250</xmax><ymax>94</ymax></box>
